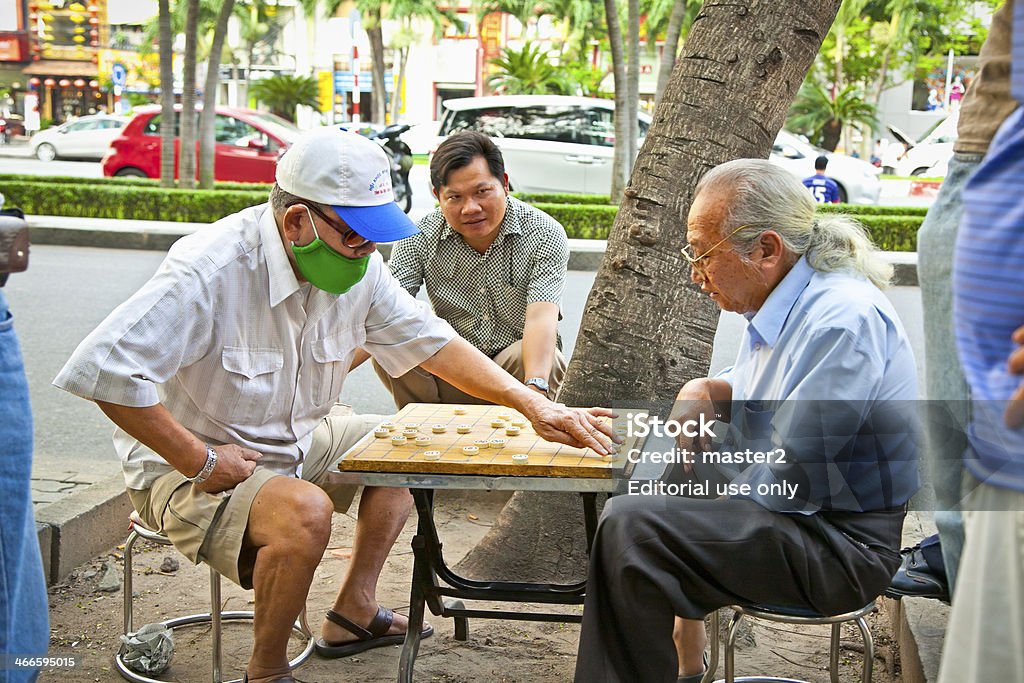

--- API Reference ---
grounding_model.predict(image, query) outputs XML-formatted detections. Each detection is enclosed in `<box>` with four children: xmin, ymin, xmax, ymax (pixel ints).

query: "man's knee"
<box><xmin>251</xmin><ymin>479</ymin><xmax>334</xmax><ymax>552</ymax></box>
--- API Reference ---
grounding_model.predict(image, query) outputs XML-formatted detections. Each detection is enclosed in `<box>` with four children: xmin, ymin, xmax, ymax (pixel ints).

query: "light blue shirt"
<box><xmin>714</xmin><ymin>257</ymin><xmax>920</xmax><ymax>513</ymax></box>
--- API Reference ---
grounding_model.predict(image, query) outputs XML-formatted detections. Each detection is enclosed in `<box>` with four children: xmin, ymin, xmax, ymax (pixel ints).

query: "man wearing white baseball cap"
<box><xmin>55</xmin><ymin>126</ymin><xmax>619</xmax><ymax>683</ymax></box>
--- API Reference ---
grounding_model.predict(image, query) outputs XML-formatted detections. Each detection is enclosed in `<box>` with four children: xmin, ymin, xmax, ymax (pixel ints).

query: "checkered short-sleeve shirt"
<box><xmin>388</xmin><ymin>196</ymin><xmax>569</xmax><ymax>356</ymax></box>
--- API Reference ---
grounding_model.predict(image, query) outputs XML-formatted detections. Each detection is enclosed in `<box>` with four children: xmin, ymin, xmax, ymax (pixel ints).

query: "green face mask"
<box><xmin>291</xmin><ymin>208</ymin><xmax>369</xmax><ymax>295</ymax></box>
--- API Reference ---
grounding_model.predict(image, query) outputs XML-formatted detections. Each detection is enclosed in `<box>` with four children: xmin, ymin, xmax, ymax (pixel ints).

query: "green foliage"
<box><xmin>2</xmin><ymin>175</ymin><xmax>922</xmax><ymax>251</ymax></box>
<box><xmin>2</xmin><ymin>181</ymin><xmax>267</xmax><ymax>223</ymax></box>
<box><xmin>248</xmin><ymin>74</ymin><xmax>319</xmax><ymax>122</ymax></box>
<box><xmin>787</xmin><ymin>82</ymin><xmax>879</xmax><ymax>151</ymax></box>
<box><xmin>512</xmin><ymin>192</ymin><xmax>613</xmax><ymax>205</ymax></box>
<box><xmin>487</xmin><ymin>42</ymin><xmax>574</xmax><ymax>95</ymax></box>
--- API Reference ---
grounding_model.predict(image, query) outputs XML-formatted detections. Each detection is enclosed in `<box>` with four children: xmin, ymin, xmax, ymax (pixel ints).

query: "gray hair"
<box><xmin>694</xmin><ymin>158</ymin><xmax>893</xmax><ymax>289</ymax></box>
<box><xmin>269</xmin><ymin>183</ymin><xmax>329</xmax><ymax>215</ymax></box>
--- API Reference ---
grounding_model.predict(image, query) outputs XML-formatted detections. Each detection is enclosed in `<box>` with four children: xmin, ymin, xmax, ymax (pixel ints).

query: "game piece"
<box><xmin>489</xmin><ymin>439</ymin><xmax>506</xmax><ymax>449</ymax></box>
<box><xmin>415</xmin><ymin>436</ymin><xmax>432</xmax><ymax>446</ymax></box>
<box><xmin>490</xmin><ymin>419</ymin><xmax>506</xmax><ymax>428</ymax></box>
<box><xmin>402</xmin><ymin>428</ymin><xmax>419</xmax><ymax>437</ymax></box>
<box><xmin>380</xmin><ymin>422</ymin><xmax>396</xmax><ymax>431</ymax></box>
<box><xmin>462</xmin><ymin>445</ymin><xmax>479</xmax><ymax>456</ymax></box>
<box><xmin>423</xmin><ymin>450</ymin><xmax>441</xmax><ymax>461</ymax></box>
<box><xmin>431</xmin><ymin>424</ymin><xmax>447</xmax><ymax>434</ymax></box>
<box><xmin>373</xmin><ymin>428</ymin><xmax>390</xmax><ymax>439</ymax></box>
<box><xmin>391</xmin><ymin>435</ymin><xmax>407</xmax><ymax>446</ymax></box>
<box><xmin>497</xmin><ymin>412</ymin><xmax>512</xmax><ymax>421</ymax></box>
<box><xmin>505</xmin><ymin>426</ymin><xmax>521</xmax><ymax>436</ymax></box>
<box><xmin>510</xmin><ymin>418</ymin><xmax>526</xmax><ymax>427</ymax></box>
<box><xmin>511</xmin><ymin>453</ymin><xmax>529</xmax><ymax>464</ymax></box>
<box><xmin>453</xmin><ymin>408</ymin><xmax>467</xmax><ymax>415</ymax></box>
<box><xmin>457</xmin><ymin>424</ymin><xmax>472</xmax><ymax>434</ymax></box>
<box><xmin>474</xmin><ymin>439</ymin><xmax>490</xmax><ymax>448</ymax></box>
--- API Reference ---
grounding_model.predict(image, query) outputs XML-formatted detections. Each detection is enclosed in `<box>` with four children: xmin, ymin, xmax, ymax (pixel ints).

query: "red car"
<box><xmin>102</xmin><ymin>105</ymin><xmax>301</xmax><ymax>183</ymax></box>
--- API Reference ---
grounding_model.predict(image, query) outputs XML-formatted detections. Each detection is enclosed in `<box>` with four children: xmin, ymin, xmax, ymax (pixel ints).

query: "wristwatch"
<box><xmin>524</xmin><ymin>377</ymin><xmax>550</xmax><ymax>395</ymax></box>
<box><xmin>187</xmin><ymin>445</ymin><xmax>218</xmax><ymax>484</ymax></box>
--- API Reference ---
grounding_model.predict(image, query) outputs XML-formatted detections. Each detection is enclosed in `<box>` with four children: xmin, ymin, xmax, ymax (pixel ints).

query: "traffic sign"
<box><xmin>111</xmin><ymin>63</ymin><xmax>127</xmax><ymax>88</ymax></box>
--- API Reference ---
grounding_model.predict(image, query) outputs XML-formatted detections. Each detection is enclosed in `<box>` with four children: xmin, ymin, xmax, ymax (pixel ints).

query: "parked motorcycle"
<box><xmin>352</xmin><ymin>123</ymin><xmax>414</xmax><ymax>214</ymax></box>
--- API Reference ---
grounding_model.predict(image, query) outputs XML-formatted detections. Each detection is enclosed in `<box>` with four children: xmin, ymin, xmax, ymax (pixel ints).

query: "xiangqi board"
<box><xmin>337</xmin><ymin>403</ymin><xmax>645</xmax><ymax>478</ymax></box>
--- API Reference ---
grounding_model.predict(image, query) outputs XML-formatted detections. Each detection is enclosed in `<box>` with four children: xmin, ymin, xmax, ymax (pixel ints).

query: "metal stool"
<box><xmin>706</xmin><ymin>601</ymin><xmax>876</xmax><ymax>683</ymax></box>
<box><xmin>116</xmin><ymin>511</ymin><xmax>315</xmax><ymax>683</ymax></box>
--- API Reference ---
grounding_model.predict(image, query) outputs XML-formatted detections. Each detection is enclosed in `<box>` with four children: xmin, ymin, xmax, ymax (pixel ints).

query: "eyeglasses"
<box><xmin>295</xmin><ymin>202</ymin><xmax>371</xmax><ymax>249</ymax></box>
<box><xmin>681</xmin><ymin>224</ymin><xmax>750</xmax><ymax>274</ymax></box>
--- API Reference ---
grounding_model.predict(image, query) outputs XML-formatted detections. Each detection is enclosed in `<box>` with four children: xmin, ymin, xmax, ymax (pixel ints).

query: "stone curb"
<box><xmin>34</xmin><ymin>474</ymin><xmax>131</xmax><ymax>586</ymax></box>
<box><xmin>25</xmin><ymin>214</ymin><xmax>918</xmax><ymax>284</ymax></box>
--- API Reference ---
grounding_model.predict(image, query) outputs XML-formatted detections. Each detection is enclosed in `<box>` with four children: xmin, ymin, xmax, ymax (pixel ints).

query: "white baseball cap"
<box><xmin>275</xmin><ymin>126</ymin><xmax>418</xmax><ymax>243</ymax></box>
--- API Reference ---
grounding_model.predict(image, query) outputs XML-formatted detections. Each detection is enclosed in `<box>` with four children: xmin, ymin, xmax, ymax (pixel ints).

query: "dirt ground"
<box><xmin>44</xmin><ymin>490</ymin><xmax>903</xmax><ymax>683</ymax></box>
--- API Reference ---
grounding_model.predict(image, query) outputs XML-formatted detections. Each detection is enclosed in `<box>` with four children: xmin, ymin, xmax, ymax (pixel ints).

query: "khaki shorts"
<box><xmin>127</xmin><ymin>412</ymin><xmax>385</xmax><ymax>588</ymax></box>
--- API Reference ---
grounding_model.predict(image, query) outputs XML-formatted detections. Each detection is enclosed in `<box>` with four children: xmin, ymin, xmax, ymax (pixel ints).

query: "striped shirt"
<box><xmin>54</xmin><ymin>204</ymin><xmax>455</xmax><ymax>489</ymax></box>
<box><xmin>388</xmin><ymin>196</ymin><xmax>568</xmax><ymax>356</ymax></box>
<box><xmin>953</xmin><ymin>0</ymin><xmax>1024</xmax><ymax>492</ymax></box>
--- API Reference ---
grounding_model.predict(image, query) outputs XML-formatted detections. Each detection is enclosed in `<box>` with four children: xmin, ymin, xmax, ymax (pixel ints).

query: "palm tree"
<box><xmin>198</xmin><ymin>0</ymin><xmax>236</xmax><ymax>189</ymax></box>
<box><xmin>178</xmin><ymin>0</ymin><xmax>200</xmax><ymax>190</ymax></box>
<box><xmin>486</xmin><ymin>42</ymin><xmax>573</xmax><ymax>95</ymax></box>
<box><xmin>249</xmin><ymin>74</ymin><xmax>320</xmax><ymax>122</ymax></box>
<box><xmin>787</xmin><ymin>81</ymin><xmax>879</xmax><ymax>152</ymax></box>
<box><xmin>158</xmin><ymin>0</ymin><xmax>175</xmax><ymax>187</ymax></box>
<box><xmin>386</xmin><ymin>0</ymin><xmax>459</xmax><ymax>122</ymax></box>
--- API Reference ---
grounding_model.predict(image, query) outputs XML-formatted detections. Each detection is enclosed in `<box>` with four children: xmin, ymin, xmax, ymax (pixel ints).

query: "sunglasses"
<box><xmin>294</xmin><ymin>202</ymin><xmax>371</xmax><ymax>249</ymax></box>
<box><xmin>681</xmin><ymin>224</ymin><xmax>749</xmax><ymax>274</ymax></box>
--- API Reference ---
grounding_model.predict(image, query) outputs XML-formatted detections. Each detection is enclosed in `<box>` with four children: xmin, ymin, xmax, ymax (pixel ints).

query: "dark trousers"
<box><xmin>573</xmin><ymin>495</ymin><xmax>904</xmax><ymax>683</ymax></box>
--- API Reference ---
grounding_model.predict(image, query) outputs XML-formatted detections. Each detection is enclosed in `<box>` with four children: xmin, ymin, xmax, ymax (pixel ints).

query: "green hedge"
<box><xmin>512</xmin><ymin>192</ymin><xmax>614</xmax><ymax>206</ymax></box>
<box><xmin>0</xmin><ymin>173</ymin><xmax>272</xmax><ymax>194</ymax></box>
<box><xmin>816</xmin><ymin>203</ymin><xmax>929</xmax><ymax>217</ymax></box>
<box><xmin>2</xmin><ymin>181</ymin><xmax>267</xmax><ymax>223</ymax></box>
<box><xmin>535</xmin><ymin>202</ymin><xmax>922</xmax><ymax>251</ymax></box>
<box><xmin>0</xmin><ymin>177</ymin><xmax>922</xmax><ymax>250</ymax></box>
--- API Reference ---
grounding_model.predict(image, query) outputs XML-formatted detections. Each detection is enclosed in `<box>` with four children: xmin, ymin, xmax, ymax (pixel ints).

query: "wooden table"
<box><xmin>331</xmin><ymin>403</ymin><xmax>647</xmax><ymax>683</ymax></box>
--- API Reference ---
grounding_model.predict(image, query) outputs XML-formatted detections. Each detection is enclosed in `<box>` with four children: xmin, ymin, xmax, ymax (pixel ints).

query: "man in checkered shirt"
<box><xmin>375</xmin><ymin>131</ymin><xmax>569</xmax><ymax>406</ymax></box>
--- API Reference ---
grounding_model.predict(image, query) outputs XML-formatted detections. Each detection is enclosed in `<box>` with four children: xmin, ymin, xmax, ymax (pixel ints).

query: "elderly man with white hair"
<box><xmin>573</xmin><ymin>159</ymin><xmax>920</xmax><ymax>683</ymax></box>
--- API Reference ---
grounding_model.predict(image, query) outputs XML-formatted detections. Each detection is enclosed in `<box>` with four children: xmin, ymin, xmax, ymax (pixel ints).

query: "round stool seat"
<box><xmin>708</xmin><ymin>601</ymin><xmax>876</xmax><ymax>683</ymax></box>
<box><xmin>116</xmin><ymin>512</ymin><xmax>314</xmax><ymax>683</ymax></box>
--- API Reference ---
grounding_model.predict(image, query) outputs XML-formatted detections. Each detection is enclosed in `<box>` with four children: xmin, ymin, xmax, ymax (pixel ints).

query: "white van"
<box><xmin>437</xmin><ymin>95</ymin><xmax>651</xmax><ymax>195</ymax></box>
<box><xmin>890</xmin><ymin>114</ymin><xmax>957</xmax><ymax>177</ymax></box>
<box><xmin>437</xmin><ymin>95</ymin><xmax>879</xmax><ymax>203</ymax></box>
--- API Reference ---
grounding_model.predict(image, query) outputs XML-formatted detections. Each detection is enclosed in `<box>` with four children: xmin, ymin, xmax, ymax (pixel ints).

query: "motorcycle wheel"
<box><xmin>393</xmin><ymin>173</ymin><xmax>413</xmax><ymax>214</ymax></box>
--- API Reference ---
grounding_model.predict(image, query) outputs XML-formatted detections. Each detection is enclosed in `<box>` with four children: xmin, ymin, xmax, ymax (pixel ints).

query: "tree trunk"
<box><xmin>604</xmin><ymin>0</ymin><xmax>627</xmax><ymax>203</ymax></box>
<box><xmin>655</xmin><ymin>0</ymin><xmax>688</xmax><ymax>104</ymax></box>
<box><xmin>158</xmin><ymin>0</ymin><xmax>175</xmax><ymax>187</ymax></box>
<box><xmin>456</xmin><ymin>0</ymin><xmax>842</xmax><ymax>584</ymax></box>
<box><xmin>178</xmin><ymin>0</ymin><xmax>200</xmax><ymax>189</ymax></box>
<box><xmin>199</xmin><ymin>0</ymin><xmax>236</xmax><ymax>189</ymax></box>
<box><xmin>626</xmin><ymin>0</ymin><xmax>640</xmax><ymax>173</ymax></box>
<box><xmin>391</xmin><ymin>46</ymin><xmax>409</xmax><ymax>123</ymax></box>
<box><xmin>367</xmin><ymin>10</ymin><xmax>387</xmax><ymax>123</ymax></box>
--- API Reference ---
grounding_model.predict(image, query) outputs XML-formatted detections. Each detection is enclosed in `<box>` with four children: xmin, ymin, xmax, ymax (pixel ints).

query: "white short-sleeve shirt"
<box><xmin>54</xmin><ymin>204</ymin><xmax>456</xmax><ymax>489</ymax></box>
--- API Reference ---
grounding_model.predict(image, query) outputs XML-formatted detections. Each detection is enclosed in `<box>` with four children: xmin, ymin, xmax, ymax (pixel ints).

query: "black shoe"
<box><xmin>885</xmin><ymin>545</ymin><xmax>950</xmax><ymax>603</ymax></box>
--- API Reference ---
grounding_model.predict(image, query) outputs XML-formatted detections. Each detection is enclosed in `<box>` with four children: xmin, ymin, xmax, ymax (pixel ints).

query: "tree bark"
<box><xmin>158</xmin><ymin>0</ymin><xmax>175</xmax><ymax>187</ymax></box>
<box><xmin>199</xmin><ymin>0</ymin><xmax>236</xmax><ymax>189</ymax></box>
<box><xmin>366</xmin><ymin>11</ymin><xmax>387</xmax><ymax>123</ymax></box>
<box><xmin>178</xmin><ymin>0</ymin><xmax>200</xmax><ymax>189</ymax></box>
<box><xmin>604</xmin><ymin>0</ymin><xmax>627</xmax><ymax>203</ymax></box>
<box><xmin>456</xmin><ymin>0</ymin><xmax>842</xmax><ymax>584</ymax></box>
<box><xmin>655</xmin><ymin>0</ymin><xmax>687</xmax><ymax>104</ymax></box>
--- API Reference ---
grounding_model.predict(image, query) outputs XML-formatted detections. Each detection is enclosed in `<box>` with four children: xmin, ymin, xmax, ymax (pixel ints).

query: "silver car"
<box><xmin>31</xmin><ymin>115</ymin><xmax>129</xmax><ymax>162</ymax></box>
